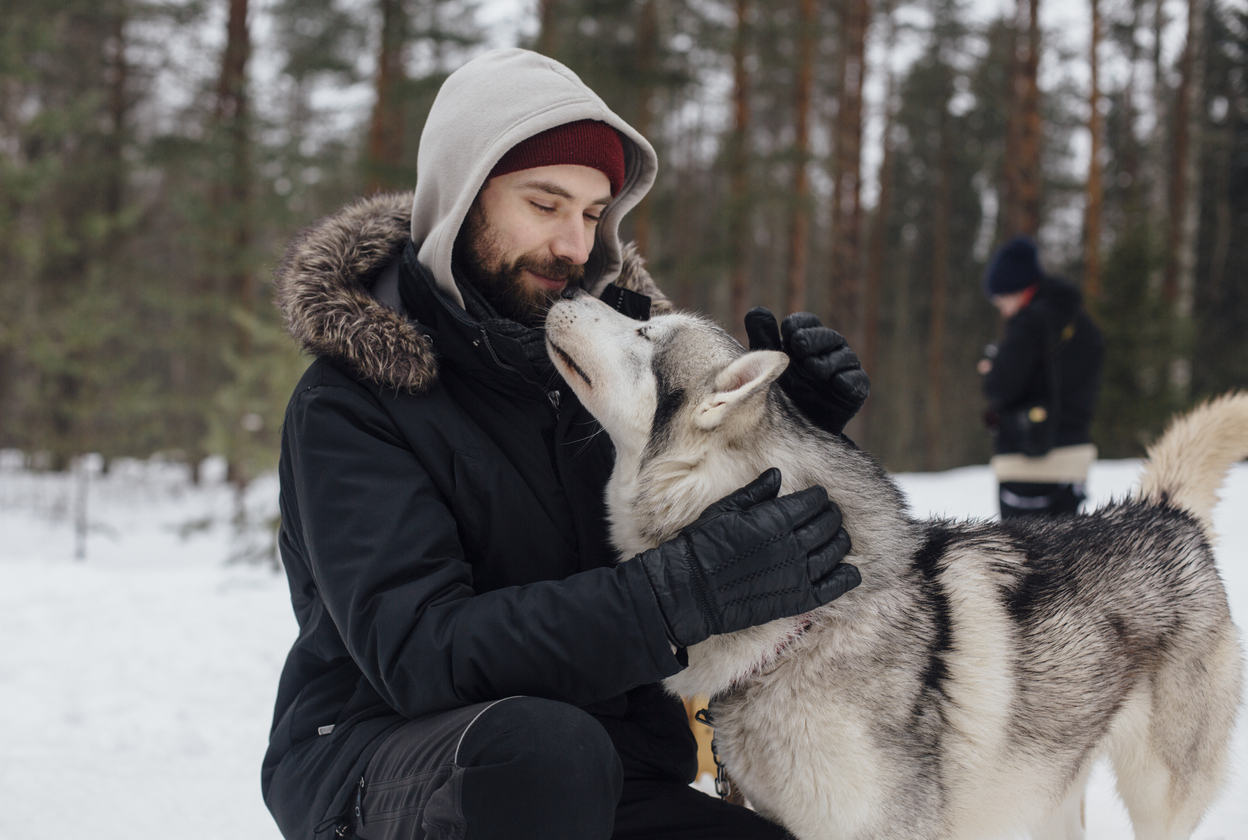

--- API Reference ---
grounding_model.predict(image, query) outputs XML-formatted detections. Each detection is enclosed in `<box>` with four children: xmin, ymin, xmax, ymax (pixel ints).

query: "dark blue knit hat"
<box><xmin>983</xmin><ymin>235</ymin><xmax>1043</xmax><ymax>298</ymax></box>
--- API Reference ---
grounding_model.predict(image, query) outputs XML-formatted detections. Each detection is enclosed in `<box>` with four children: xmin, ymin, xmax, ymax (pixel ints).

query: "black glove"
<box><xmin>634</xmin><ymin>468</ymin><xmax>858</xmax><ymax>649</ymax></box>
<box><xmin>744</xmin><ymin>307</ymin><xmax>870</xmax><ymax>435</ymax></box>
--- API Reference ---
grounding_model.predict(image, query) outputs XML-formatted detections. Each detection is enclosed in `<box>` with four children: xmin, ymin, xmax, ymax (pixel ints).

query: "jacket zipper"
<box><xmin>477</xmin><ymin>327</ymin><xmax>562</xmax><ymax>411</ymax></box>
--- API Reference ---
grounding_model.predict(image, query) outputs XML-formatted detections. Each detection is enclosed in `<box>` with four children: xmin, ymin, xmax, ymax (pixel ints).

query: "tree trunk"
<box><xmin>104</xmin><ymin>9</ymin><xmax>128</xmax><ymax>218</ymax></box>
<box><xmin>535</xmin><ymin>0</ymin><xmax>560</xmax><ymax>56</ymax></box>
<box><xmin>830</xmin><ymin>0</ymin><xmax>869</xmax><ymax>341</ymax></box>
<box><xmin>216</xmin><ymin>0</ymin><xmax>251</xmax><ymax>148</ymax></box>
<box><xmin>858</xmin><ymin>2</ymin><xmax>897</xmax><ymax>449</ymax></box>
<box><xmin>213</xmin><ymin>0</ymin><xmax>253</xmax><ymax>324</ymax></box>
<box><xmin>1162</xmin><ymin>0</ymin><xmax>1204</xmax><ymax>319</ymax></box>
<box><xmin>925</xmin><ymin>122</ymin><xmax>953</xmax><ymax>470</ymax></box>
<box><xmin>1004</xmin><ymin>0</ymin><xmax>1042</xmax><ymax>236</ymax></box>
<box><xmin>1147</xmin><ymin>0</ymin><xmax>1169</xmax><ymax>239</ymax></box>
<box><xmin>367</xmin><ymin>0</ymin><xmax>407</xmax><ymax>194</ymax></box>
<box><xmin>215</xmin><ymin>0</ymin><xmax>254</xmax><ymax>483</ymax></box>
<box><xmin>785</xmin><ymin>0</ymin><xmax>816</xmax><ymax>315</ymax></box>
<box><xmin>863</xmin><ymin>130</ymin><xmax>893</xmax><ymax>386</ymax></box>
<box><xmin>226</xmin><ymin>0</ymin><xmax>253</xmax><ymax>327</ymax></box>
<box><xmin>1162</xmin><ymin>0</ymin><xmax>1204</xmax><ymax>398</ymax></box>
<box><xmin>1206</xmin><ymin>100</ymin><xmax>1231</xmax><ymax>298</ymax></box>
<box><xmin>1083</xmin><ymin>0</ymin><xmax>1104</xmax><ymax>306</ymax></box>
<box><xmin>1118</xmin><ymin>0</ymin><xmax>1145</xmax><ymax>209</ymax></box>
<box><xmin>728</xmin><ymin>0</ymin><xmax>753</xmax><ymax>327</ymax></box>
<box><xmin>630</xmin><ymin>0</ymin><xmax>659</xmax><ymax>259</ymax></box>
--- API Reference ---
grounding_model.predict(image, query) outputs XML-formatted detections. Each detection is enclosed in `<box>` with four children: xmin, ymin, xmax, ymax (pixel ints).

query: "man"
<box><xmin>978</xmin><ymin>235</ymin><xmax>1104</xmax><ymax>519</ymax></box>
<box><xmin>265</xmin><ymin>49</ymin><xmax>868</xmax><ymax>840</ymax></box>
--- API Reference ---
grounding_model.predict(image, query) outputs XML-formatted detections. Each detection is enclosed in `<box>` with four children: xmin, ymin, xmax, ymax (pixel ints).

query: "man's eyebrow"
<box><xmin>518</xmin><ymin>179</ymin><xmax>613</xmax><ymax>207</ymax></box>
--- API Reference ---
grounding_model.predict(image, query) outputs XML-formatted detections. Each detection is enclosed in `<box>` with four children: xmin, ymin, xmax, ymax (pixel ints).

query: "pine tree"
<box><xmin>0</xmin><ymin>0</ymin><xmax>153</xmax><ymax>465</ymax></box>
<box><xmin>829</xmin><ymin>0</ymin><xmax>871</xmax><ymax>348</ymax></box>
<box><xmin>868</xmin><ymin>0</ymin><xmax>996</xmax><ymax>470</ymax></box>
<box><xmin>1191</xmin><ymin>0</ymin><xmax>1248</xmax><ymax>402</ymax></box>
<box><xmin>1083</xmin><ymin>0</ymin><xmax>1105</xmax><ymax>305</ymax></box>
<box><xmin>784</xmin><ymin>0</ymin><xmax>817</xmax><ymax>315</ymax></box>
<box><xmin>1004</xmin><ymin>0</ymin><xmax>1043</xmax><ymax>236</ymax></box>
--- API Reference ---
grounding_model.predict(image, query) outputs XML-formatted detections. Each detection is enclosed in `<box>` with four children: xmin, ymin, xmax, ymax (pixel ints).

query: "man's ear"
<box><xmin>694</xmin><ymin>350</ymin><xmax>789</xmax><ymax>430</ymax></box>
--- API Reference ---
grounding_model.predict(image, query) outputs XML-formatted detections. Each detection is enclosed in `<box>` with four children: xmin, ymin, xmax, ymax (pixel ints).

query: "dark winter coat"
<box><xmin>262</xmin><ymin>192</ymin><xmax>694</xmax><ymax>839</ymax></box>
<box><xmin>982</xmin><ymin>277</ymin><xmax>1105</xmax><ymax>455</ymax></box>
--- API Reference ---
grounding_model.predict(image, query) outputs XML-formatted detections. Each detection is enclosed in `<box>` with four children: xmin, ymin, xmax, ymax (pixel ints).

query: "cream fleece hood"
<box><xmin>411</xmin><ymin>48</ymin><xmax>659</xmax><ymax>309</ymax></box>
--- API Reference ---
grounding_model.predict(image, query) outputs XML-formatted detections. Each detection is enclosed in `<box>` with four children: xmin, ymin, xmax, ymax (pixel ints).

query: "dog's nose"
<box><xmin>560</xmin><ymin>286</ymin><xmax>585</xmax><ymax>300</ymax></box>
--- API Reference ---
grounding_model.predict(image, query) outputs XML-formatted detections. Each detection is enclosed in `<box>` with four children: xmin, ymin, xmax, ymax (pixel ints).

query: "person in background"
<box><xmin>977</xmin><ymin>235</ymin><xmax>1105</xmax><ymax>519</ymax></box>
<box><xmin>263</xmin><ymin>48</ymin><xmax>867</xmax><ymax>840</ymax></box>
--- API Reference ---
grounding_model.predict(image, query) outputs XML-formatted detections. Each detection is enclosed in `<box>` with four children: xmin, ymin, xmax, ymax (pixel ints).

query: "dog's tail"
<box><xmin>1135</xmin><ymin>391</ymin><xmax>1248</xmax><ymax>539</ymax></box>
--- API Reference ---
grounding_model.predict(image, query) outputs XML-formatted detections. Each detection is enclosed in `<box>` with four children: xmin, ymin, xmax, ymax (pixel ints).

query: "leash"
<box><xmin>694</xmin><ymin>706</ymin><xmax>734</xmax><ymax>800</ymax></box>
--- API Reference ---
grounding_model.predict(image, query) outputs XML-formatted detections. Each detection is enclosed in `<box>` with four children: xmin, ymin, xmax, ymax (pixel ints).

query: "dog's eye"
<box><xmin>636</xmin><ymin>327</ymin><xmax>650</xmax><ymax>341</ymax></box>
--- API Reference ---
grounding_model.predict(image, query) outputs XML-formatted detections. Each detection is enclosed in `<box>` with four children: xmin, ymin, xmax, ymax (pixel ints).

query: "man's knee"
<box><xmin>456</xmin><ymin>696</ymin><xmax>622</xmax><ymax>839</ymax></box>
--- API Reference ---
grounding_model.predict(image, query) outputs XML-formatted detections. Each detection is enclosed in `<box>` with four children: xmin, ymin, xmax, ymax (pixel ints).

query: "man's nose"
<box><xmin>550</xmin><ymin>217</ymin><xmax>592</xmax><ymax>265</ymax></box>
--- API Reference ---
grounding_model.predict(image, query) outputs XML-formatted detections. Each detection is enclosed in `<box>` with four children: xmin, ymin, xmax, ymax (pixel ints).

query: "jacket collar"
<box><xmin>398</xmin><ymin>240</ymin><xmax>559</xmax><ymax>396</ymax></box>
<box><xmin>1017</xmin><ymin>277</ymin><xmax>1082</xmax><ymax>327</ymax></box>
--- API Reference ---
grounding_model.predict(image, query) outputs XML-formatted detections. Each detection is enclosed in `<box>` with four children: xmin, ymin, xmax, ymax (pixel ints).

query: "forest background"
<box><xmin>2</xmin><ymin>0</ymin><xmax>1246</xmax><ymax>497</ymax></box>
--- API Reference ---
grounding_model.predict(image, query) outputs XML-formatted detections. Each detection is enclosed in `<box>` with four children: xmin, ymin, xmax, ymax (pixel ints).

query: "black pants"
<box><xmin>350</xmin><ymin>696</ymin><xmax>792</xmax><ymax>840</ymax></box>
<box><xmin>998</xmin><ymin>481</ymin><xmax>1085</xmax><ymax>519</ymax></box>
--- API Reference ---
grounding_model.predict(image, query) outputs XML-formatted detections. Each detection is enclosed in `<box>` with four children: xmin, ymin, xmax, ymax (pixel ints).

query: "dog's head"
<box><xmin>545</xmin><ymin>289</ymin><xmax>789</xmax><ymax>469</ymax></box>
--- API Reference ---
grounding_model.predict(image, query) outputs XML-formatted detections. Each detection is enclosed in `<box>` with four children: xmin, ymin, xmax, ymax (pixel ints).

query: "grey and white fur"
<box><xmin>545</xmin><ymin>290</ymin><xmax>1245</xmax><ymax>840</ymax></box>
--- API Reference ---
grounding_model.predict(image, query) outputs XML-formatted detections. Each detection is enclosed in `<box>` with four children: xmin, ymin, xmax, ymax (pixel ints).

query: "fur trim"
<box><xmin>273</xmin><ymin>191</ymin><xmax>436</xmax><ymax>393</ymax></box>
<box><xmin>273</xmin><ymin>191</ymin><xmax>670</xmax><ymax>392</ymax></box>
<box><xmin>617</xmin><ymin>241</ymin><xmax>674</xmax><ymax>316</ymax></box>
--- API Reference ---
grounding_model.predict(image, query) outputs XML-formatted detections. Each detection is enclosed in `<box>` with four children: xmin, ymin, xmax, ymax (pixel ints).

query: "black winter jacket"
<box><xmin>982</xmin><ymin>277</ymin><xmax>1104</xmax><ymax>455</ymax></box>
<box><xmin>262</xmin><ymin>193</ymin><xmax>694</xmax><ymax>839</ymax></box>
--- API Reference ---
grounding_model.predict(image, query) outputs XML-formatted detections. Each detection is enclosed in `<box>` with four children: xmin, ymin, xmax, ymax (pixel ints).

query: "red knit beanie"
<box><xmin>489</xmin><ymin>120</ymin><xmax>626</xmax><ymax>195</ymax></box>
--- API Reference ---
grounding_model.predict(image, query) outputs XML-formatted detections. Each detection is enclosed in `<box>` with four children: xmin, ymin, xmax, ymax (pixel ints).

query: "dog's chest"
<box><xmin>710</xmin><ymin>662</ymin><xmax>882</xmax><ymax>834</ymax></box>
<box><xmin>605</xmin><ymin>470</ymin><xmax>720</xmax><ymax>557</ymax></box>
<box><xmin>604</xmin><ymin>473</ymin><xmax>656</xmax><ymax>557</ymax></box>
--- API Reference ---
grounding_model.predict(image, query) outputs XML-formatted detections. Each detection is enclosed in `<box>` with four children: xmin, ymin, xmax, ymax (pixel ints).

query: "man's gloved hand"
<box><xmin>744</xmin><ymin>307</ymin><xmax>870</xmax><ymax>435</ymax></box>
<box><xmin>634</xmin><ymin>468</ymin><xmax>859</xmax><ymax>649</ymax></box>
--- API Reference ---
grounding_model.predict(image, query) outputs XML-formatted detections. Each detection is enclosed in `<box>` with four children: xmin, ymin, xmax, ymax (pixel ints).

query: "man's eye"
<box><xmin>585</xmin><ymin>213</ymin><xmax>601</xmax><ymax>224</ymax></box>
<box><xmin>531</xmin><ymin>202</ymin><xmax>554</xmax><ymax>213</ymax></box>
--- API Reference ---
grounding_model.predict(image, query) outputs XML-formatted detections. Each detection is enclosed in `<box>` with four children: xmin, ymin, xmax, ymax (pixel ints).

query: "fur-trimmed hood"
<box><xmin>273</xmin><ymin>190</ymin><xmax>671</xmax><ymax>394</ymax></box>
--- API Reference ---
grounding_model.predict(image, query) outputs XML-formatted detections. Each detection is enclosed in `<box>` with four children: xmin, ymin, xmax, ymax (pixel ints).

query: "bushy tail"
<box><xmin>1135</xmin><ymin>391</ymin><xmax>1248</xmax><ymax>540</ymax></box>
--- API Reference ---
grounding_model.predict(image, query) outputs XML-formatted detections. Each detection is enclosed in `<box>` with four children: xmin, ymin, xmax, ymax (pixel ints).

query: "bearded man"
<box><xmin>265</xmin><ymin>48</ymin><xmax>868</xmax><ymax>840</ymax></box>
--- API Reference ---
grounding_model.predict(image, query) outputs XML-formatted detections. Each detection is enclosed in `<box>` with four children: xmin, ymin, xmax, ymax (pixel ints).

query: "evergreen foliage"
<box><xmin>1192</xmin><ymin>0</ymin><xmax>1248</xmax><ymax>405</ymax></box>
<box><xmin>2</xmin><ymin>0</ymin><xmax>1245</xmax><ymax>482</ymax></box>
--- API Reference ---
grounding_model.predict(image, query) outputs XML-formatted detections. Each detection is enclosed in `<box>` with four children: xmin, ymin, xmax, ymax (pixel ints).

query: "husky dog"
<box><xmin>545</xmin><ymin>289</ymin><xmax>1246</xmax><ymax>840</ymax></box>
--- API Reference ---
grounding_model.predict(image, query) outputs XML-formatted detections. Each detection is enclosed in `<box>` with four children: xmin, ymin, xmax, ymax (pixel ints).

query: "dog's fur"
<box><xmin>545</xmin><ymin>291</ymin><xmax>1246</xmax><ymax>840</ymax></box>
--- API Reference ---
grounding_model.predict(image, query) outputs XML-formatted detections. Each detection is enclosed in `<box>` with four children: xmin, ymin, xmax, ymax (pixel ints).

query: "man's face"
<box><xmin>992</xmin><ymin>290</ymin><xmax>1030</xmax><ymax>319</ymax></box>
<box><xmin>457</xmin><ymin>164</ymin><xmax>613</xmax><ymax>328</ymax></box>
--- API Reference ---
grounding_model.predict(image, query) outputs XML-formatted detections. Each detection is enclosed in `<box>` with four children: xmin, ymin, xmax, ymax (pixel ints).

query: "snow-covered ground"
<box><xmin>1</xmin><ymin>455</ymin><xmax>1244</xmax><ymax>839</ymax></box>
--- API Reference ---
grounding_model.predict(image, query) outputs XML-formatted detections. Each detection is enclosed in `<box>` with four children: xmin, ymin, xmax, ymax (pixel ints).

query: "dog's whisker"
<box><xmin>565</xmin><ymin>423</ymin><xmax>607</xmax><ymax>457</ymax></box>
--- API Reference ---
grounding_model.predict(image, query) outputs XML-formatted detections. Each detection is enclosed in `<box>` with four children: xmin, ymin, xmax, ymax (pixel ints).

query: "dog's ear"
<box><xmin>694</xmin><ymin>350</ymin><xmax>789</xmax><ymax>430</ymax></box>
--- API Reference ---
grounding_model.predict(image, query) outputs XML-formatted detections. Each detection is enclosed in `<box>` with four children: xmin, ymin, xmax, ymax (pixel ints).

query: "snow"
<box><xmin>1</xmin><ymin>456</ymin><xmax>1244</xmax><ymax>839</ymax></box>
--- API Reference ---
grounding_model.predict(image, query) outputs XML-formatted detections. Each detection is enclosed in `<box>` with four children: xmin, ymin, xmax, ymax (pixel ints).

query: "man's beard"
<box><xmin>455</xmin><ymin>203</ymin><xmax>586</xmax><ymax>329</ymax></box>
